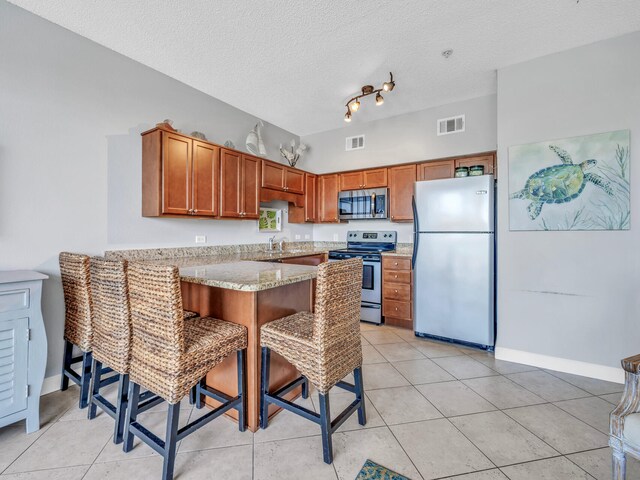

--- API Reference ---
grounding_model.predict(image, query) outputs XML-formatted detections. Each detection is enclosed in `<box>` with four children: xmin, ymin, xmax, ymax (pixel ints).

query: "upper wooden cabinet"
<box><xmin>388</xmin><ymin>164</ymin><xmax>416</xmax><ymax>223</ymax></box>
<box><xmin>287</xmin><ymin>173</ymin><xmax>318</xmax><ymax>223</ymax></box>
<box><xmin>261</xmin><ymin>160</ymin><xmax>305</xmax><ymax>194</ymax></box>
<box><xmin>318</xmin><ymin>174</ymin><xmax>340</xmax><ymax>223</ymax></box>
<box><xmin>220</xmin><ymin>149</ymin><xmax>261</xmax><ymax>219</ymax></box>
<box><xmin>417</xmin><ymin>160</ymin><xmax>454</xmax><ymax>181</ymax></box>
<box><xmin>142</xmin><ymin>129</ymin><xmax>219</xmax><ymax>217</ymax></box>
<box><xmin>339</xmin><ymin>168</ymin><xmax>388</xmax><ymax>190</ymax></box>
<box><xmin>454</xmin><ymin>154</ymin><xmax>496</xmax><ymax>177</ymax></box>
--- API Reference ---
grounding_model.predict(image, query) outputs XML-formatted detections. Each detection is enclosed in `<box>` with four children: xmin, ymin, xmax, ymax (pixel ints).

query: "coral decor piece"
<box><xmin>279</xmin><ymin>139</ymin><xmax>308</xmax><ymax>168</ymax></box>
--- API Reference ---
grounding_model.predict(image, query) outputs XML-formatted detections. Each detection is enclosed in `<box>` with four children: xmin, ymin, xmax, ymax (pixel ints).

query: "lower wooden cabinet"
<box><xmin>382</xmin><ymin>255</ymin><xmax>413</xmax><ymax>329</ymax></box>
<box><xmin>280</xmin><ymin>253</ymin><xmax>326</xmax><ymax>266</ymax></box>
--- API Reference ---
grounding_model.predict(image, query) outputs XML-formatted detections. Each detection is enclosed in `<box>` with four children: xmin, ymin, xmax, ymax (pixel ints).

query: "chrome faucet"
<box><xmin>268</xmin><ymin>235</ymin><xmax>277</xmax><ymax>251</ymax></box>
<box><xmin>278</xmin><ymin>238</ymin><xmax>285</xmax><ymax>252</ymax></box>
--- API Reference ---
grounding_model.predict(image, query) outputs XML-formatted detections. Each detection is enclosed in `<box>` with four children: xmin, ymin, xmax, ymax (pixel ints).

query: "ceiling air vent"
<box><xmin>345</xmin><ymin>135</ymin><xmax>365</xmax><ymax>151</ymax></box>
<box><xmin>437</xmin><ymin>115</ymin><xmax>465</xmax><ymax>136</ymax></box>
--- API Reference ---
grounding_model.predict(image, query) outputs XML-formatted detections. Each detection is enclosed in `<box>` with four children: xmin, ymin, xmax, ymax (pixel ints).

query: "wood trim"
<box><xmin>142</xmin><ymin>130</ymin><xmax>163</xmax><ymax>216</ymax></box>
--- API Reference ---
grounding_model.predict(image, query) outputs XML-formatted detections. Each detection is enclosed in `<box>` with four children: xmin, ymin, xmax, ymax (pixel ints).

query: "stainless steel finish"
<box><xmin>413</xmin><ymin>176</ymin><xmax>495</xmax><ymax>348</ymax></box>
<box><xmin>278</xmin><ymin>239</ymin><xmax>285</xmax><ymax>252</ymax></box>
<box><xmin>338</xmin><ymin>188</ymin><xmax>389</xmax><ymax>220</ymax></box>
<box><xmin>413</xmin><ymin>175</ymin><xmax>494</xmax><ymax>232</ymax></box>
<box><xmin>361</xmin><ymin>258</ymin><xmax>381</xmax><ymax>305</ymax></box>
<box><xmin>268</xmin><ymin>235</ymin><xmax>276</xmax><ymax>251</ymax></box>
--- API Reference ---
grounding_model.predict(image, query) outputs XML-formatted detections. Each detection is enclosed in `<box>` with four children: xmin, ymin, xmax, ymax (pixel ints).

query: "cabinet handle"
<box><xmin>394</xmin><ymin>289</ymin><xmax>398</xmax><ymax>293</ymax></box>
<box><xmin>395</xmin><ymin>307</ymin><xmax>398</xmax><ymax>311</ymax></box>
<box><xmin>193</xmin><ymin>209</ymin><xmax>198</xmax><ymax>214</ymax></box>
<box><xmin>394</xmin><ymin>274</ymin><xmax>398</xmax><ymax>279</ymax></box>
<box><xmin>391</xmin><ymin>215</ymin><xmax>395</xmax><ymax>220</ymax></box>
<box><xmin>394</xmin><ymin>262</ymin><xmax>398</xmax><ymax>266</ymax></box>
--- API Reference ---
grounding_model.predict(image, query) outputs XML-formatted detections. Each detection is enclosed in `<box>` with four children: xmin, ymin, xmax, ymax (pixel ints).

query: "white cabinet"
<box><xmin>0</xmin><ymin>271</ymin><xmax>48</xmax><ymax>433</ymax></box>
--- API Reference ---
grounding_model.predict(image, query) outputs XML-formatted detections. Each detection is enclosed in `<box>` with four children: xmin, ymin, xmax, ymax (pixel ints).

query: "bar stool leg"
<box><xmin>189</xmin><ymin>385</ymin><xmax>196</xmax><ymax>406</ymax></box>
<box><xmin>79</xmin><ymin>351</ymin><xmax>93</xmax><ymax>409</ymax></box>
<box><xmin>259</xmin><ymin>347</ymin><xmax>271</xmax><ymax>429</ymax></box>
<box><xmin>87</xmin><ymin>358</ymin><xmax>102</xmax><ymax>420</ymax></box>
<box><xmin>354</xmin><ymin>367</ymin><xmax>366</xmax><ymax>426</ymax></box>
<box><xmin>60</xmin><ymin>340</ymin><xmax>73</xmax><ymax>391</ymax></box>
<box><xmin>301</xmin><ymin>376</ymin><xmax>309</xmax><ymax>399</ymax></box>
<box><xmin>318</xmin><ymin>393</ymin><xmax>333</xmax><ymax>464</ymax></box>
<box><xmin>237</xmin><ymin>349</ymin><xmax>247</xmax><ymax>432</ymax></box>
<box><xmin>195</xmin><ymin>378</ymin><xmax>205</xmax><ymax>410</ymax></box>
<box><xmin>114</xmin><ymin>374</ymin><xmax>130</xmax><ymax>444</ymax></box>
<box><xmin>162</xmin><ymin>403</ymin><xmax>180</xmax><ymax>480</ymax></box>
<box><xmin>123</xmin><ymin>382</ymin><xmax>141</xmax><ymax>453</ymax></box>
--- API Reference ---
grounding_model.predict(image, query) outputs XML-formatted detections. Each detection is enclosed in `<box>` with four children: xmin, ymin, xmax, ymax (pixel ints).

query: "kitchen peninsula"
<box><xmin>105</xmin><ymin>244</ymin><xmax>332</xmax><ymax>432</ymax></box>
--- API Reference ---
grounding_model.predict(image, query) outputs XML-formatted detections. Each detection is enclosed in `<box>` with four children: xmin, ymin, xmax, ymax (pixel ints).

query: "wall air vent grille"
<box><xmin>345</xmin><ymin>135</ymin><xmax>365</xmax><ymax>151</ymax></box>
<box><xmin>437</xmin><ymin>115</ymin><xmax>465</xmax><ymax>136</ymax></box>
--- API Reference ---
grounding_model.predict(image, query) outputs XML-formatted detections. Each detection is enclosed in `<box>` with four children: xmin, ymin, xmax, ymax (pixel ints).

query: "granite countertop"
<box><xmin>179</xmin><ymin>260</ymin><xmax>318</xmax><ymax>292</ymax></box>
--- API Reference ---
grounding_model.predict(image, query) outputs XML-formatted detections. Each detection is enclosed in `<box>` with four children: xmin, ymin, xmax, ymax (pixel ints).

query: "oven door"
<box><xmin>361</xmin><ymin>258</ymin><xmax>381</xmax><ymax>304</ymax></box>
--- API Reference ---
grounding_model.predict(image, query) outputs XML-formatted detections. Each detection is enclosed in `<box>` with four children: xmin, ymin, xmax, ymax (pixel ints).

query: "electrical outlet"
<box><xmin>304</xmin><ymin>234</ymin><xmax>311</xmax><ymax>240</ymax></box>
<box><xmin>195</xmin><ymin>235</ymin><xmax>206</xmax><ymax>244</ymax></box>
<box><xmin>294</xmin><ymin>234</ymin><xmax>301</xmax><ymax>240</ymax></box>
<box><xmin>332</xmin><ymin>234</ymin><xmax>339</xmax><ymax>241</ymax></box>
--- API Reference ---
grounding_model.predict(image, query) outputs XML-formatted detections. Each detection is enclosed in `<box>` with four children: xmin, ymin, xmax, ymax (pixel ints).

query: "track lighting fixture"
<box><xmin>345</xmin><ymin>72</ymin><xmax>395</xmax><ymax>120</ymax></box>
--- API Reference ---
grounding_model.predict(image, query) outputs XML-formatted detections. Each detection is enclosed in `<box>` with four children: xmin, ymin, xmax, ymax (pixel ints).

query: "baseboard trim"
<box><xmin>41</xmin><ymin>374</ymin><xmax>62</xmax><ymax>395</ymax></box>
<box><xmin>495</xmin><ymin>347</ymin><xmax>625</xmax><ymax>384</ymax></box>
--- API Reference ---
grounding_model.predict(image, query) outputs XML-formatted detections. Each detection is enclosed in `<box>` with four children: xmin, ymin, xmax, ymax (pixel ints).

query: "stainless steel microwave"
<box><xmin>338</xmin><ymin>188</ymin><xmax>389</xmax><ymax>220</ymax></box>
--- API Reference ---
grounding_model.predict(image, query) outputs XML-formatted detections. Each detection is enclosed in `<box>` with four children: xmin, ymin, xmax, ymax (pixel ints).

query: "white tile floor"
<box><xmin>1</xmin><ymin>323</ymin><xmax>638</xmax><ymax>480</ymax></box>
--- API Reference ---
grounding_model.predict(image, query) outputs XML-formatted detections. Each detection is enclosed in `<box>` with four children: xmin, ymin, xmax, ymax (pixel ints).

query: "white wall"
<box><xmin>0</xmin><ymin>1</ymin><xmax>310</xmax><ymax>379</ymax></box>
<box><xmin>496</xmin><ymin>31</ymin><xmax>640</xmax><ymax>380</ymax></box>
<box><xmin>302</xmin><ymin>95</ymin><xmax>497</xmax><ymax>242</ymax></box>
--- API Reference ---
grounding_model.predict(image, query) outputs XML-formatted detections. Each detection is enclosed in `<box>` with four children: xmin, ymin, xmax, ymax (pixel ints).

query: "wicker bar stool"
<box><xmin>87</xmin><ymin>258</ymin><xmax>198</xmax><ymax>443</ymax></box>
<box><xmin>59</xmin><ymin>252</ymin><xmax>117</xmax><ymax>409</ymax></box>
<box><xmin>260</xmin><ymin>257</ymin><xmax>366</xmax><ymax>464</ymax></box>
<box><xmin>123</xmin><ymin>262</ymin><xmax>248</xmax><ymax>480</ymax></box>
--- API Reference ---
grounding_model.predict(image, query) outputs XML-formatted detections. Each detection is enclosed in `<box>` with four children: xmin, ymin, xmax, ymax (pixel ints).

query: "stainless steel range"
<box><xmin>328</xmin><ymin>230</ymin><xmax>397</xmax><ymax>324</ymax></box>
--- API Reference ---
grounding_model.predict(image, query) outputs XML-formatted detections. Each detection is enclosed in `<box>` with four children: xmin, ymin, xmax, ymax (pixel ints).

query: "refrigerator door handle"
<box><xmin>412</xmin><ymin>195</ymin><xmax>419</xmax><ymax>269</ymax></box>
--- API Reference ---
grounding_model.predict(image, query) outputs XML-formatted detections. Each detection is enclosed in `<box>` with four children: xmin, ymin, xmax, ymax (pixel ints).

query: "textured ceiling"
<box><xmin>9</xmin><ymin>0</ymin><xmax>640</xmax><ymax>135</ymax></box>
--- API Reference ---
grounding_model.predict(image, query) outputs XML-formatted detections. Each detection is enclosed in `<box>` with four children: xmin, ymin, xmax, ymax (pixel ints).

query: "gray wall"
<box><xmin>302</xmin><ymin>95</ymin><xmax>497</xmax><ymax>242</ymax></box>
<box><xmin>0</xmin><ymin>1</ymin><xmax>310</xmax><ymax>379</ymax></box>
<box><xmin>496</xmin><ymin>31</ymin><xmax>640</xmax><ymax>369</ymax></box>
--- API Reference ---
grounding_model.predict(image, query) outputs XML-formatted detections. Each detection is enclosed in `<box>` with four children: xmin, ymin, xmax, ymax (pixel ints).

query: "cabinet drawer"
<box><xmin>383</xmin><ymin>283</ymin><xmax>411</xmax><ymax>302</ymax></box>
<box><xmin>0</xmin><ymin>289</ymin><xmax>29</xmax><ymax>314</ymax></box>
<box><xmin>383</xmin><ymin>300</ymin><xmax>411</xmax><ymax>320</ymax></box>
<box><xmin>383</xmin><ymin>270</ymin><xmax>411</xmax><ymax>284</ymax></box>
<box><xmin>382</xmin><ymin>257</ymin><xmax>411</xmax><ymax>271</ymax></box>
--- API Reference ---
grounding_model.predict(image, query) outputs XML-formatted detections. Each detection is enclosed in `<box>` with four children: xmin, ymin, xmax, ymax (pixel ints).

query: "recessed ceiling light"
<box><xmin>442</xmin><ymin>49</ymin><xmax>453</xmax><ymax>59</ymax></box>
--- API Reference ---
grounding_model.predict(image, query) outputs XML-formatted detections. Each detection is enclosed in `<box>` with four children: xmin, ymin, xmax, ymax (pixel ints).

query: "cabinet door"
<box><xmin>241</xmin><ymin>155</ymin><xmax>261</xmax><ymax>219</ymax></box>
<box><xmin>285</xmin><ymin>168</ymin><xmax>305</xmax><ymax>194</ymax></box>
<box><xmin>305</xmin><ymin>173</ymin><xmax>317</xmax><ymax>222</ymax></box>
<box><xmin>363</xmin><ymin>168</ymin><xmax>388</xmax><ymax>188</ymax></box>
<box><xmin>0</xmin><ymin>317</ymin><xmax>28</xmax><ymax>419</ymax></box>
<box><xmin>162</xmin><ymin>132</ymin><xmax>192</xmax><ymax>215</ymax></box>
<box><xmin>219</xmin><ymin>149</ymin><xmax>242</xmax><ymax>218</ymax></box>
<box><xmin>454</xmin><ymin>155</ymin><xmax>495</xmax><ymax>177</ymax></box>
<box><xmin>339</xmin><ymin>171</ymin><xmax>364</xmax><ymax>191</ymax></box>
<box><xmin>318</xmin><ymin>174</ymin><xmax>340</xmax><ymax>222</ymax></box>
<box><xmin>192</xmin><ymin>141</ymin><xmax>219</xmax><ymax>217</ymax></box>
<box><xmin>417</xmin><ymin>160</ymin><xmax>454</xmax><ymax>181</ymax></box>
<box><xmin>261</xmin><ymin>161</ymin><xmax>285</xmax><ymax>191</ymax></box>
<box><xmin>389</xmin><ymin>164</ymin><xmax>417</xmax><ymax>222</ymax></box>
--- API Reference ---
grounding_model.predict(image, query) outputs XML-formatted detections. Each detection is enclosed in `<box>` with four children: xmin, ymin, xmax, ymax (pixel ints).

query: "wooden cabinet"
<box><xmin>454</xmin><ymin>154</ymin><xmax>496</xmax><ymax>177</ymax></box>
<box><xmin>142</xmin><ymin>128</ymin><xmax>220</xmax><ymax>217</ymax></box>
<box><xmin>417</xmin><ymin>160</ymin><xmax>454</xmax><ymax>181</ymax></box>
<box><xmin>220</xmin><ymin>149</ymin><xmax>261</xmax><ymax>219</ymax></box>
<box><xmin>339</xmin><ymin>168</ymin><xmax>388</xmax><ymax>190</ymax></box>
<box><xmin>318</xmin><ymin>174</ymin><xmax>340</xmax><ymax>223</ymax></box>
<box><xmin>288</xmin><ymin>173</ymin><xmax>318</xmax><ymax>223</ymax></box>
<box><xmin>382</xmin><ymin>256</ymin><xmax>413</xmax><ymax>329</ymax></box>
<box><xmin>388</xmin><ymin>164</ymin><xmax>416</xmax><ymax>222</ymax></box>
<box><xmin>280</xmin><ymin>253</ymin><xmax>326</xmax><ymax>266</ymax></box>
<box><xmin>0</xmin><ymin>272</ymin><xmax>48</xmax><ymax>433</ymax></box>
<box><xmin>261</xmin><ymin>160</ymin><xmax>305</xmax><ymax>194</ymax></box>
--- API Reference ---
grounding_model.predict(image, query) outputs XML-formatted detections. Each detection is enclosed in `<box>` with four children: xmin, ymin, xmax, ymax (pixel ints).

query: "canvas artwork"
<box><xmin>258</xmin><ymin>208</ymin><xmax>282</xmax><ymax>232</ymax></box>
<box><xmin>508</xmin><ymin>130</ymin><xmax>630</xmax><ymax>231</ymax></box>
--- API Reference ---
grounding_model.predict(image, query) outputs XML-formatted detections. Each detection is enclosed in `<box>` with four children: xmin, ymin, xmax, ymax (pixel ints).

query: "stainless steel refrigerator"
<box><xmin>412</xmin><ymin>175</ymin><xmax>495</xmax><ymax>348</ymax></box>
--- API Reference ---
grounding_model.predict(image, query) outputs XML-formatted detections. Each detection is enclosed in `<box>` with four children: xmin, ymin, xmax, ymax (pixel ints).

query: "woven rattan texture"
<box><xmin>59</xmin><ymin>252</ymin><xmax>93</xmax><ymax>352</ymax></box>
<box><xmin>127</xmin><ymin>262</ymin><xmax>247</xmax><ymax>404</ymax></box>
<box><xmin>261</xmin><ymin>257</ymin><xmax>363</xmax><ymax>394</ymax></box>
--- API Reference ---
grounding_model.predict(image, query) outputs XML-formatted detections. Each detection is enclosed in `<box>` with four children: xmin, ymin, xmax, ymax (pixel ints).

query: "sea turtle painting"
<box><xmin>510</xmin><ymin>145</ymin><xmax>613</xmax><ymax>220</ymax></box>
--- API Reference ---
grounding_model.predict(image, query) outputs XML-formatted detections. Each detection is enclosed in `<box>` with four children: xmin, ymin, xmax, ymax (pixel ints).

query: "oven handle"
<box><xmin>361</xmin><ymin>302</ymin><xmax>381</xmax><ymax>309</ymax></box>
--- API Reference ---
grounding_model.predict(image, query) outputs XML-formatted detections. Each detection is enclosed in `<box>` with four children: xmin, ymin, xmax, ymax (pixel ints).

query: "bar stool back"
<box><xmin>124</xmin><ymin>262</ymin><xmax>248</xmax><ymax>480</ymax></box>
<box><xmin>260</xmin><ymin>257</ymin><xmax>365</xmax><ymax>463</ymax></box>
<box><xmin>59</xmin><ymin>252</ymin><xmax>94</xmax><ymax>408</ymax></box>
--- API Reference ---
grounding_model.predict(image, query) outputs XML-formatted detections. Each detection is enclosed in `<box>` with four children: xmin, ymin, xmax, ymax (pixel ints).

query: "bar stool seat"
<box><xmin>123</xmin><ymin>262</ymin><xmax>248</xmax><ymax>480</ymax></box>
<box><xmin>260</xmin><ymin>258</ymin><xmax>366</xmax><ymax>464</ymax></box>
